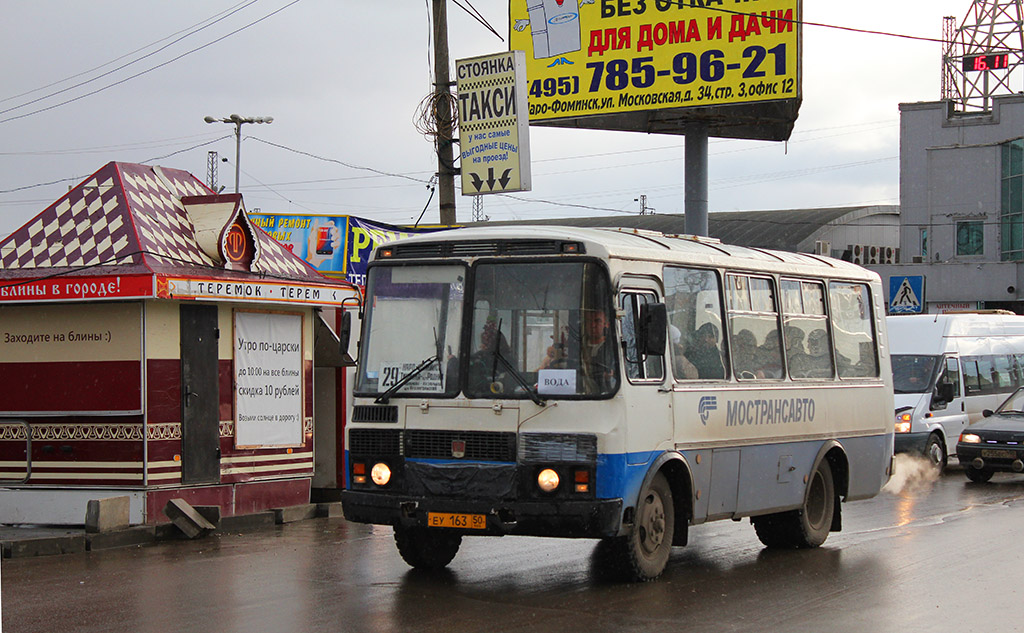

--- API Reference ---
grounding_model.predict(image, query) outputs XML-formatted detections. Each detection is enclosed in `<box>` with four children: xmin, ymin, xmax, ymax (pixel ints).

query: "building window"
<box><xmin>1001</xmin><ymin>140</ymin><xmax>1024</xmax><ymax>261</ymax></box>
<box><xmin>920</xmin><ymin>227</ymin><xmax>928</xmax><ymax>260</ymax></box>
<box><xmin>956</xmin><ymin>220</ymin><xmax>984</xmax><ymax>256</ymax></box>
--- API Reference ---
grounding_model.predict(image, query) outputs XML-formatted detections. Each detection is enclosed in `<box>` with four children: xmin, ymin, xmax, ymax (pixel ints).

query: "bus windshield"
<box><xmin>355</xmin><ymin>264</ymin><xmax>466</xmax><ymax>397</ymax></box>
<box><xmin>356</xmin><ymin>260</ymin><xmax>617</xmax><ymax>399</ymax></box>
<box><xmin>892</xmin><ymin>354</ymin><xmax>940</xmax><ymax>393</ymax></box>
<box><xmin>466</xmin><ymin>261</ymin><xmax>616</xmax><ymax>399</ymax></box>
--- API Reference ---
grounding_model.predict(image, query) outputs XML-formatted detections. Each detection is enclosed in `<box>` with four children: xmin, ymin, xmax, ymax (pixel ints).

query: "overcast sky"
<box><xmin>0</xmin><ymin>0</ymin><xmax>992</xmax><ymax>240</ymax></box>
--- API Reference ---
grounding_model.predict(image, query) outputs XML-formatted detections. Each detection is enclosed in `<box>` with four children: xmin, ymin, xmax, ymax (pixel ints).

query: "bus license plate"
<box><xmin>427</xmin><ymin>512</ymin><xmax>487</xmax><ymax>530</ymax></box>
<box><xmin>981</xmin><ymin>449</ymin><xmax>1016</xmax><ymax>459</ymax></box>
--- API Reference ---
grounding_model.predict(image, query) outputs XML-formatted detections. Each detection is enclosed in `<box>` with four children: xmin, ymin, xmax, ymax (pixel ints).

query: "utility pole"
<box><xmin>433</xmin><ymin>0</ymin><xmax>457</xmax><ymax>225</ymax></box>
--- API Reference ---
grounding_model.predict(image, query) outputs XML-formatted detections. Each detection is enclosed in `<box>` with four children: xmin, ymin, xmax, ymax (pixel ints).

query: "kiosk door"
<box><xmin>180</xmin><ymin>304</ymin><xmax>221</xmax><ymax>484</ymax></box>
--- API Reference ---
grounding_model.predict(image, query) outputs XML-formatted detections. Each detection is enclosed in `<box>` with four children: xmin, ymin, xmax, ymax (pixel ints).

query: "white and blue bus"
<box><xmin>340</xmin><ymin>226</ymin><xmax>894</xmax><ymax>581</ymax></box>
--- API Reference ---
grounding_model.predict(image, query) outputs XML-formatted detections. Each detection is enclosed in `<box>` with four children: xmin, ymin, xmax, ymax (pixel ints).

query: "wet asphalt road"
<box><xmin>3</xmin><ymin>460</ymin><xmax>1024</xmax><ymax>633</ymax></box>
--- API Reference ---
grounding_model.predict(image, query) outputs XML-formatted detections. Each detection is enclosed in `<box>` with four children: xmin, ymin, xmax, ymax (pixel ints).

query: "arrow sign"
<box><xmin>456</xmin><ymin>51</ymin><xmax>532</xmax><ymax>196</ymax></box>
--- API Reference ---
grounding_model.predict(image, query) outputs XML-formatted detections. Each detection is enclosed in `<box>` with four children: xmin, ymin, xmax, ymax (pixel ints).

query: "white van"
<box><xmin>888</xmin><ymin>313</ymin><xmax>1024</xmax><ymax>468</ymax></box>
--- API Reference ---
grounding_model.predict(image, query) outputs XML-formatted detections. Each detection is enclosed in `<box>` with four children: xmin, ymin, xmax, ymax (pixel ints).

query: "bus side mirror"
<box><xmin>339</xmin><ymin>311</ymin><xmax>352</xmax><ymax>357</ymax></box>
<box><xmin>639</xmin><ymin>303</ymin><xmax>667</xmax><ymax>356</ymax></box>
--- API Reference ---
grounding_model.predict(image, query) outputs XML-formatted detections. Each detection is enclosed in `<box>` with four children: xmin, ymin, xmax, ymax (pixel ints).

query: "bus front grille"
<box><xmin>352</xmin><ymin>405</ymin><xmax>398</xmax><ymax>423</ymax></box>
<box><xmin>349</xmin><ymin>428</ymin><xmax>403</xmax><ymax>456</ymax></box>
<box><xmin>405</xmin><ymin>430</ymin><xmax>517</xmax><ymax>462</ymax></box>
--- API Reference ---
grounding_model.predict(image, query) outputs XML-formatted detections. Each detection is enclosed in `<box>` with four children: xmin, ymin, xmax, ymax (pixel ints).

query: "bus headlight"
<box><xmin>895</xmin><ymin>412</ymin><xmax>912</xmax><ymax>434</ymax></box>
<box><xmin>537</xmin><ymin>468</ymin><xmax>560</xmax><ymax>492</ymax></box>
<box><xmin>371</xmin><ymin>462</ymin><xmax>392</xmax><ymax>486</ymax></box>
<box><xmin>960</xmin><ymin>433</ymin><xmax>982</xmax><ymax>444</ymax></box>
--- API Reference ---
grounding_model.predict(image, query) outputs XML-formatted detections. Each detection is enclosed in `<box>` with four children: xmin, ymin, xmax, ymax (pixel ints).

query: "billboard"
<box><xmin>508</xmin><ymin>0</ymin><xmax>801</xmax><ymax>141</ymax></box>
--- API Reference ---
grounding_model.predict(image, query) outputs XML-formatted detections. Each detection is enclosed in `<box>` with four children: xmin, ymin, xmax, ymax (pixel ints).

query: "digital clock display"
<box><xmin>963</xmin><ymin>53</ymin><xmax>1010</xmax><ymax>72</ymax></box>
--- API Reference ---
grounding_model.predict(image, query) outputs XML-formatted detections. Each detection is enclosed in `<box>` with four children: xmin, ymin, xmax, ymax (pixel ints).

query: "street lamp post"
<box><xmin>204</xmin><ymin>114</ymin><xmax>273</xmax><ymax>194</ymax></box>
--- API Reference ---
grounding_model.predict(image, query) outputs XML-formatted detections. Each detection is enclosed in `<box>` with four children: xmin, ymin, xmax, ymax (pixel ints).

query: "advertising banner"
<box><xmin>0</xmin><ymin>302</ymin><xmax>143</xmax><ymax>413</ymax></box>
<box><xmin>344</xmin><ymin>217</ymin><xmax>449</xmax><ymax>287</ymax></box>
<box><xmin>159</xmin><ymin>277</ymin><xmax>356</xmax><ymax>306</ymax></box>
<box><xmin>234</xmin><ymin>311</ymin><xmax>304</xmax><ymax>448</ymax></box>
<box><xmin>0</xmin><ymin>274</ymin><xmax>153</xmax><ymax>303</ymax></box>
<box><xmin>508</xmin><ymin>0</ymin><xmax>800</xmax><ymax>122</ymax></box>
<box><xmin>248</xmin><ymin>214</ymin><xmax>349</xmax><ymax>275</ymax></box>
<box><xmin>249</xmin><ymin>214</ymin><xmax>449</xmax><ymax>287</ymax></box>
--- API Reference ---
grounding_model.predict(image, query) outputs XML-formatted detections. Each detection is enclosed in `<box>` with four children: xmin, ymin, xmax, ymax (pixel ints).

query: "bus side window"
<box><xmin>781</xmin><ymin>279</ymin><xmax>834</xmax><ymax>380</ymax></box>
<box><xmin>727</xmin><ymin>274</ymin><xmax>782</xmax><ymax>380</ymax></box>
<box><xmin>664</xmin><ymin>266</ymin><xmax>727</xmax><ymax>381</ymax></box>
<box><xmin>620</xmin><ymin>292</ymin><xmax>664</xmax><ymax>382</ymax></box>
<box><xmin>828</xmin><ymin>282</ymin><xmax>879</xmax><ymax>378</ymax></box>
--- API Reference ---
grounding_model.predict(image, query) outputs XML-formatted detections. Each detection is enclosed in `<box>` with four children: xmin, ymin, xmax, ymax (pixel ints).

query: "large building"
<box><xmin>479</xmin><ymin>205</ymin><xmax>899</xmax><ymax>261</ymax></box>
<box><xmin>871</xmin><ymin>94</ymin><xmax>1024</xmax><ymax>314</ymax></box>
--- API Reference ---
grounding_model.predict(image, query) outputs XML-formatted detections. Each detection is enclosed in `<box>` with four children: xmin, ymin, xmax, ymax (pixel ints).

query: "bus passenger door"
<box><xmin>619</xmin><ymin>286</ymin><xmax>672</xmax><ymax>464</ymax></box>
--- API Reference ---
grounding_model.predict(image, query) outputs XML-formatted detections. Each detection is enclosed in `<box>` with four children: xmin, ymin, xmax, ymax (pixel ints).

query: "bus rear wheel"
<box><xmin>605</xmin><ymin>472</ymin><xmax>675</xmax><ymax>582</ymax></box>
<box><xmin>393</xmin><ymin>526</ymin><xmax>462</xmax><ymax>570</ymax></box>
<box><xmin>753</xmin><ymin>460</ymin><xmax>835</xmax><ymax>549</ymax></box>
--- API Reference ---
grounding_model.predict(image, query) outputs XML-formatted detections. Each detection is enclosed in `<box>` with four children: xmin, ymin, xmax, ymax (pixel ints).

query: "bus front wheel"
<box><xmin>752</xmin><ymin>460</ymin><xmax>835</xmax><ymax>549</ymax></box>
<box><xmin>393</xmin><ymin>525</ymin><xmax>462</xmax><ymax>570</ymax></box>
<box><xmin>606</xmin><ymin>472</ymin><xmax>675</xmax><ymax>581</ymax></box>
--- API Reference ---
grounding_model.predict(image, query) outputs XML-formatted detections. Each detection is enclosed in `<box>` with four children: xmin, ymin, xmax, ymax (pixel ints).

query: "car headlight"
<box><xmin>895</xmin><ymin>412</ymin><xmax>912</xmax><ymax>434</ymax></box>
<box><xmin>537</xmin><ymin>468</ymin><xmax>560</xmax><ymax>493</ymax></box>
<box><xmin>371</xmin><ymin>462</ymin><xmax>392</xmax><ymax>486</ymax></box>
<box><xmin>960</xmin><ymin>433</ymin><xmax>982</xmax><ymax>444</ymax></box>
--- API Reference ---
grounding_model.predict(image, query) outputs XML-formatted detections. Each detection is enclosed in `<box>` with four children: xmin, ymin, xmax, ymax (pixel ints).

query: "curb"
<box><xmin>1</xmin><ymin>502</ymin><xmax>347</xmax><ymax>559</ymax></box>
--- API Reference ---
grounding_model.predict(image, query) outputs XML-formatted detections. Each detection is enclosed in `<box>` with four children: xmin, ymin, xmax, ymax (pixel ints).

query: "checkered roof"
<box><xmin>0</xmin><ymin>162</ymin><xmax>325</xmax><ymax>283</ymax></box>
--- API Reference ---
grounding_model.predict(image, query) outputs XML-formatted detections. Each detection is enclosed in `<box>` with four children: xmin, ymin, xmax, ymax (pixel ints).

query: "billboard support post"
<box><xmin>685</xmin><ymin>122</ymin><xmax>709</xmax><ymax>237</ymax></box>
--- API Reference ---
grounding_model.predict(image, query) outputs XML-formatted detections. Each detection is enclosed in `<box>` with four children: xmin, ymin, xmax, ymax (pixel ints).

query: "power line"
<box><xmin>0</xmin><ymin>0</ymin><xmax>303</xmax><ymax>125</ymax></box>
<box><xmin>0</xmin><ymin>0</ymin><xmax>259</xmax><ymax>115</ymax></box>
<box><xmin>249</xmin><ymin>137</ymin><xmax>431</xmax><ymax>185</ymax></box>
<box><xmin>678</xmin><ymin>1</ymin><xmax>949</xmax><ymax>44</ymax></box>
<box><xmin>451</xmin><ymin>0</ymin><xmax>503</xmax><ymax>41</ymax></box>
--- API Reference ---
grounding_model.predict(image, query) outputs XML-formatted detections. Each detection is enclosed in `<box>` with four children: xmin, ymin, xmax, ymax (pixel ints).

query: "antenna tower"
<box><xmin>942</xmin><ymin>0</ymin><xmax>1024</xmax><ymax>112</ymax></box>
<box><xmin>472</xmin><ymin>195</ymin><xmax>486</xmax><ymax>222</ymax></box>
<box><xmin>207</xmin><ymin>151</ymin><xmax>219</xmax><ymax>191</ymax></box>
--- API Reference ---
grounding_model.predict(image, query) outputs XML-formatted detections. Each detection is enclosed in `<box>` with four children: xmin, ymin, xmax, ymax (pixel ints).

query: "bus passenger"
<box><xmin>804</xmin><ymin>329</ymin><xmax>833</xmax><ymax>377</ymax></box>
<box><xmin>582</xmin><ymin>309</ymin><xmax>617</xmax><ymax>392</ymax></box>
<box><xmin>687</xmin><ymin>322</ymin><xmax>725</xmax><ymax>379</ymax></box>
<box><xmin>670</xmin><ymin>325</ymin><xmax>699</xmax><ymax>380</ymax></box>
<box><xmin>732</xmin><ymin>329</ymin><xmax>764</xmax><ymax>379</ymax></box>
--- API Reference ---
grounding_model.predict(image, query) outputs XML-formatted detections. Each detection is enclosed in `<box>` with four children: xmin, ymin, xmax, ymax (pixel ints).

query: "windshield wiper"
<box><xmin>375</xmin><ymin>354</ymin><xmax>440</xmax><ymax>404</ymax></box>
<box><xmin>487</xmin><ymin>319</ymin><xmax>545</xmax><ymax>406</ymax></box>
<box><xmin>490</xmin><ymin>347</ymin><xmax>546</xmax><ymax>406</ymax></box>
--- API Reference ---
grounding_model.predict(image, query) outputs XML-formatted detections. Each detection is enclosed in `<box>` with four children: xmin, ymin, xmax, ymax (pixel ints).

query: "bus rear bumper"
<box><xmin>340</xmin><ymin>490</ymin><xmax>623</xmax><ymax>538</ymax></box>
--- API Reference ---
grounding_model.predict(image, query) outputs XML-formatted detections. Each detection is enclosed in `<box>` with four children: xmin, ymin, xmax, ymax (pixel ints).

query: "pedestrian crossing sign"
<box><xmin>889</xmin><ymin>276</ymin><xmax>924</xmax><ymax>314</ymax></box>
